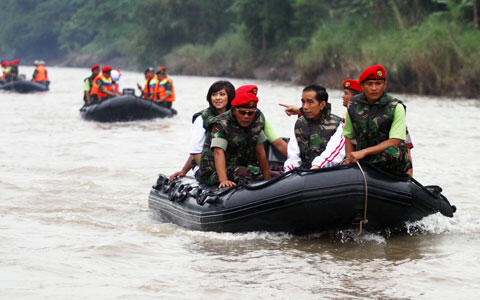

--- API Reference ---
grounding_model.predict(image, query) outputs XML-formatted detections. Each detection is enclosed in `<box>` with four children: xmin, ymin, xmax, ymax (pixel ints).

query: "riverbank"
<box><xmin>4</xmin><ymin>1</ymin><xmax>480</xmax><ymax>99</ymax></box>
<box><xmin>160</xmin><ymin>15</ymin><xmax>480</xmax><ymax>99</ymax></box>
<box><xmin>43</xmin><ymin>14</ymin><xmax>480</xmax><ymax>99</ymax></box>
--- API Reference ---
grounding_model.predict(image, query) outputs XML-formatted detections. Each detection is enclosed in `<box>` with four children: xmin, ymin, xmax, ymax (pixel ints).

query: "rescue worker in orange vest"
<box><xmin>5</xmin><ymin>59</ymin><xmax>19</xmax><ymax>81</ymax></box>
<box><xmin>137</xmin><ymin>67</ymin><xmax>155</xmax><ymax>99</ymax></box>
<box><xmin>111</xmin><ymin>69</ymin><xmax>122</xmax><ymax>94</ymax></box>
<box><xmin>0</xmin><ymin>60</ymin><xmax>7</xmax><ymax>83</ymax></box>
<box><xmin>155</xmin><ymin>66</ymin><xmax>175</xmax><ymax>109</ymax></box>
<box><xmin>83</xmin><ymin>64</ymin><xmax>100</xmax><ymax>106</ymax></box>
<box><xmin>90</xmin><ymin>66</ymin><xmax>118</xmax><ymax>104</ymax></box>
<box><xmin>32</xmin><ymin>60</ymin><xmax>49</xmax><ymax>87</ymax></box>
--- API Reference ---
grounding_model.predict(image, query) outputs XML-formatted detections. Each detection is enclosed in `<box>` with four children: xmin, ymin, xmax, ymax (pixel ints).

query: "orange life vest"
<box><xmin>144</xmin><ymin>79</ymin><xmax>152</xmax><ymax>99</ymax></box>
<box><xmin>33</xmin><ymin>65</ymin><xmax>49</xmax><ymax>82</ymax></box>
<box><xmin>149</xmin><ymin>77</ymin><xmax>159</xmax><ymax>101</ymax></box>
<box><xmin>157</xmin><ymin>77</ymin><xmax>175</xmax><ymax>102</ymax></box>
<box><xmin>90</xmin><ymin>74</ymin><xmax>114</xmax><ymax>99</ymax></box>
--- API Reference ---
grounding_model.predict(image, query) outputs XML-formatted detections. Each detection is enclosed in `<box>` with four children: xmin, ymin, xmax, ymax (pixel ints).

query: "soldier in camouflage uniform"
<box><xmin>284</xmin><ymin>85</ymin><xmax>342</xmax><ymax>170</ymax></box>
<box><xmin>169</xmin><ymin>81</ymin><xmax>235</xmax><ymax>182</ymax></box>
<box><xmin>199</xmin><ymin>92</ymin><xmax>271</xmax><ymax>188</ymax></box>
<box><xmin>343</xmin><ymin>65</ymin><xmax>412</xmax><ymax>175</ymax></box>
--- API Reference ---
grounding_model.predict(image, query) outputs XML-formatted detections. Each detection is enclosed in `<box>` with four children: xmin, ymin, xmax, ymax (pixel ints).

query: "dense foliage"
<box><xmin>1</xmin><ymin>0</ymin><xmax>479</xmax><ymax>97</ymax></box>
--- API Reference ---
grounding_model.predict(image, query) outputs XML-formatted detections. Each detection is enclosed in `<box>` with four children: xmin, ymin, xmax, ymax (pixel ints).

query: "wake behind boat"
<box><xmin>148</xmin><ymin>162</ymin><xmax>455</xmax><ymax>234</ymax></box>
<box><xmin>80</xmin><ymin>91</ymin><xmax>176</xmax><ymax>122</ymax></box>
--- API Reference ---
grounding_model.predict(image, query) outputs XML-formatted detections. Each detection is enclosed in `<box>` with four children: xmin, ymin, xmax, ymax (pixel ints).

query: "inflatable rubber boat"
<box><xmin>80</xmin><ymin>93</ymin><xmax>176</xmax><ymax>122</ymax></box>
<box><xmin>0</xmin><ymin>80</ymin><xmax>49</xmax><ymax>93</ymax></box>
<box><xmin>148</xmin><ymin>162</ymin><xmax>455</xmax><ymax>234</ymax></box>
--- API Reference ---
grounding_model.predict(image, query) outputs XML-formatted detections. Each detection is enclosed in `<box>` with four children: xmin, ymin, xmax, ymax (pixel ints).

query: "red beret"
<box><xmin>1</xmin><ymin>61</ymin><xmax>6</xmax><ymax>66</ymax></box>
<box><xmin>102</xmin><ymin>66</ymin><xmax>112</xmax><ymax>73</ymax></box>
<box><xmin>156</xmin><ymin>66</ymin><xmax>166</xmax><ymax>74</ymax></box>
<box><xmin>342</xmin><ymin>79</ymin><xmax>363</xmax><ymax>93</ymax></box>
<box><xmin>236</xmin><ymin>85</ymin><xmax>258</xmax><ymax>95</ymax></box>
<box><xmin>91</xmin><ymin>64</ymin><xmax>100</xmax><ymax>71</ymax></box>
<box><xmin>231</xmin><ymin>92</ymin><xmax>258</xmax><ymax>107</ymax></box>
<box><xmin>359</xmin><ymin>65</ymin><xmax>386</xmax><ymax>83</ymax></box>
<box><xmin>13</xmin><ymin>59</ymin><xmax>20</xmax><ymax>64</ymax></box>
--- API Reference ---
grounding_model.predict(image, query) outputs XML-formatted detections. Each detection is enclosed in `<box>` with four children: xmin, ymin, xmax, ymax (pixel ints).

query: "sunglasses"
<box><xmin>235</xmin><ymin>108</ymin><xmax>257</xmax><ymax>116</ymax></box>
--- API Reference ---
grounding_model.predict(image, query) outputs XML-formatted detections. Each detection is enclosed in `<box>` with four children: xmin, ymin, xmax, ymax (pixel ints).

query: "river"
<box><xmin>1</xmin><ymin>66</ymin><xmax>479</xmax><ymax>299</ymax></box>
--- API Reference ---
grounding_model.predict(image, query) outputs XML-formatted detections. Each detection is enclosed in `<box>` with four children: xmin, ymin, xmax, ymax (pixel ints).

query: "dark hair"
<box><xmin>206</xmin><ymin>80</ymin><xmax>236</xmax><ymax>109</ymax></box>
<box><xmin>303</xmin><ymin>84</ymin><xmax>328</xmax><ymax>103</ymax></box>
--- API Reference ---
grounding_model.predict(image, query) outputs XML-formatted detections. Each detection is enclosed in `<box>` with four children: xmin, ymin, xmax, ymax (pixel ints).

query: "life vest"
<box><xmin>157</xmin><ymin>78</ymin><xmax>175</xmax><ymax>102</ymax></box>
<box><xmin>192</xmin><ymin>107</ymin><xmax>217</xmax><ymax>128</ymax></box>
<box><xmin>294</xmin><ymin>104</ymin><xmax>342</xmax><ymax>169</ymax></box>
<box><xmin>199</xmin><ymin>110</ymin><xmax>265</xmax><ymax>186</ymax></box>
<box><xmin>33</xmin><ymin>65</ymin><xmax>48</xmax><ymax>82</ymax></box>
<box><xmin>143</xmin><ymin>78</ymin><xmax>156</xmax><ymax>100</ymax></box>
<box><xmin>348</xmin><ymin>93</ymin><xmax>411</xmax><ymax>174</ymax></box>
<box><xmin>90</xmin><ymin>74</ymin><xmax>114</xmax><ymax>99</ymax></box>
<box><xmin>149</xmin><ymin>77</ymin><xmax>159</xmax><ymax>101</ymax></box>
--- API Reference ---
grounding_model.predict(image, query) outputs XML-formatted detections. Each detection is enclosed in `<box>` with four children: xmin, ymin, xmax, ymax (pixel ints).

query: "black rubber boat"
<box><xmin>80</xmin><ymin>94</ymin><xmax>176</xmax><ymax>122</ymax></box>
<box><xmin>0</xmin><ymin>80</ymin><xmax>49</xmax><ymax>93</ymax></box>
<box><xmin>148</xmin><ymin>163</ymin><xmax>455</xmax><ymax>234</ymax></box>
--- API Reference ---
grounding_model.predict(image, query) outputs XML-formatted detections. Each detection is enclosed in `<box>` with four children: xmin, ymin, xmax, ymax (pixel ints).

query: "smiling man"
<box><xmin>342</xmin><ymin>65</ymin><xmax>411</xmax><ymax>175</ymax></box>
<box><xmin>284</xmin><ymin>85</ymin><xmax>342</xmax><ymax>170</ymax></box>
<box><xmin>199</xmin><ymin>91</ymin><xmax>271</xmax><ymax>188</ymax></box>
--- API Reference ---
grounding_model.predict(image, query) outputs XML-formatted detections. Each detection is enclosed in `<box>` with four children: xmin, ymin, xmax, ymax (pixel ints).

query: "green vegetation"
<box><xmin>1</xmin><ymin>0</ymin><xmax>479</xmax><ymax>97</ymax></box>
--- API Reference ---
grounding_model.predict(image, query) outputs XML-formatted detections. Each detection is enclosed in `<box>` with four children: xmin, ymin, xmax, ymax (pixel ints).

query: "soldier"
<box><xmin>83</xmin><ymin>64</ymin><xmax>100</xmax><ymax>106</ymax></box>
<box><xmin>342</xmin><ymin>65</ymin><xmax>411</xmax><ymax>175</ymax></box>
<box><xmin>236</xmin><ymin>85</ymin><xmax>287</xmax><ymax>158</ymax></box>
<box><xmin>155</xmin><ymin>66</ymin><xmax>175</xmax><ymax>108</ymax></box>
<box><xmin>284</xmin><ymin>85</ymin><xmax>343</xmax><ymax>170</ymax></box>
<box><xmin>199</xmin><ymin>92</ymin><xmax>271</xmax><ymax>188</ymax></box>
<box><xmin>137</xmin><ymin>67</ymin><xmax>155</xmax><ymax>99</ymax></box>
<box><xmin>342</xmin><ymin>79</ymin><xmax>363</xmax><ymax>108</ymax></box>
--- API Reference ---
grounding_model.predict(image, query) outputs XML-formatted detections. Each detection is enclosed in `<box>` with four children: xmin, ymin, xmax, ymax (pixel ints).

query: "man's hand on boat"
<box><xmin>343</xmin><ymin>150</ymin><xmax>367</xmax><ymax>164</ymax></box>
<box><xmin>168</xmin><ymin>170</ymin><xmax>187</xmax><ymax>183</ymax></box>
<box><xmin>279</xmin><ymin>103</ymin><xmax>300</xmax><ymax>116</ymax></box>
<box><xmin>219</xmin><ymin>180</ymin><xmax>236</xmax><ymax>188</ymax></box>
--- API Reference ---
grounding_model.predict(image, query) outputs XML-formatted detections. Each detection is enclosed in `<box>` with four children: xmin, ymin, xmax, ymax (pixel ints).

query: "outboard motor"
<box><xmin>122</xmin><ymin>88</ymin><xmax>135</xmax><ymax>96</ymax></box>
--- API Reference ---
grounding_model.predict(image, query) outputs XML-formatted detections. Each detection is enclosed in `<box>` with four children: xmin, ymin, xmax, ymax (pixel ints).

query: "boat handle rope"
<box><xmin>356</xmin><ymin>161</ymin><xmax>368</xmax><ymax>236</ymax></box>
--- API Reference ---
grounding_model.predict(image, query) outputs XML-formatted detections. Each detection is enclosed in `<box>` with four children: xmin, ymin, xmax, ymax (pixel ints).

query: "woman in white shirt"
<box><xmin>169</xmin><ymin>81</ymin><xmax>235</xmax><ymax>181</ymax></box>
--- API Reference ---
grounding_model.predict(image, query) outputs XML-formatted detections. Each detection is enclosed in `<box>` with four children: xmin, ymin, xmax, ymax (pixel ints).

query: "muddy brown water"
<box><xmin>1</xmin><ymin>66</ymin><xmax>479</xmax><ymax>299</ymax></box>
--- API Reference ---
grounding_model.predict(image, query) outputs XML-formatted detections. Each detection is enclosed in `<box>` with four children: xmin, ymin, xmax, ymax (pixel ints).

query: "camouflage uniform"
<box><xmin>295</xmin><ymin>103</ymin><xmax>342</xmax><ymax>168</ymax></box>
<box><xmin>347</xmin><ymin>93</ymin><xmax>412</xmax><ymax>175</ymax></box>
<box><xmin>199</xmin><ymin>110</ymin><xmax>267</xmax><ymax>186</ymax></box>
<box><xmin>192</xmin><ymin>107</ymin><xmax>217</xmax><ymax>129</ymax></box>
<box><xmin>190</xmin><ymin>107</ymin><xmax>218</xmax><ymax>171</ymax></box>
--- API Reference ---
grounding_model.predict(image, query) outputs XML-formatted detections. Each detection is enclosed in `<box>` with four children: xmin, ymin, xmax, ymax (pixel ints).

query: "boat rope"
<box><xmin>356</xmin><ymin>161</ymin><xmax>368</xmax><ymax>236</ymax></box>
